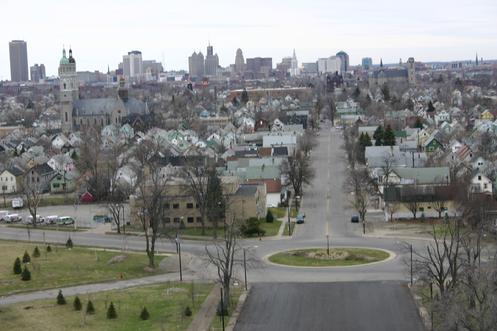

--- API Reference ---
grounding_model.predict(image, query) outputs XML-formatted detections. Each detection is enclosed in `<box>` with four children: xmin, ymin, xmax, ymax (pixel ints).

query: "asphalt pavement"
<box><xmin>234</xmin><ymin>282</ymin><xmax>425</xmax><ymax>331</ymax></box>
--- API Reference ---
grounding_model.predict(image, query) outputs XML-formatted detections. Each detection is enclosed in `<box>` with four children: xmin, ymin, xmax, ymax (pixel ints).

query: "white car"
<box><xmin>12</xmin><ymin>197</ymin><xmax>24</xmax><ymax>209</ymax></box>
<box><xmin>27</xmin><ymin>215</ymin><xmax>45</xmax><ymax>225</ymax></box>
<box><xmin>5</xmin><ymin>214</ymin><xmax>21</xmax><ymax>223</ymax></box>
<box><xmin>45</xmin><ymin>215</ymin><xmax>59</xmax><ymax>225</ymax></box>
<box><xmin>0</xmin><ymin>210</ymin><xmax>9</xmax><ymax>222</ymax></box>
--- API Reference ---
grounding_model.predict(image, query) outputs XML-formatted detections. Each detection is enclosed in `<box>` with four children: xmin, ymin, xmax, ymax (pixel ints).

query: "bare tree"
<box><xmin>182</xmin><ymin>164</ymin><xmax>209</xmax><ymax>236</ymax></box>
<box><xmin>404</xmin><ymin>200</ymin><xmax>420</xmax><ymax>220</ymax></box>
<box><xmin>413</xmin><ymin>221</ymin><xmax>463</xmax><ymax>296</ymax></box>
<box><xmin>280</xmin><ymin>149</ymin><xmax>314</xmax><ymax>198</ymax></box>
<box><xmin>346</xmin><ymin>168</ymin><xmax>373</xmax><ymax>226</ymax></box>
<box><xmin>432</xmin><ymin>200</ymin><xmax>448</xmax><ymax>219</ymax></box>
<box><xmin>204</xmin><ymin>217</ymin><xmax>242</xmax><ymax>313</ymax></box>
<box><xmin>106</xmin><ymin>144</ymin><xmax>131</xmax><ymax>234</ymax></box>
<box><xmin>298</xmin><ymin>130</ymin><xmax>317</xmax><ymax>157</ymax></box>
<box><xmin>77</xmin><ymin>126</ymin><xmax>107</xmax><ymax>200</ymax></box>
<box><xmin>133</xmin><ymin>138</ymin><xmax>170</xmax><ymax>268</ymax></box>
<box><xmin>21</xmin><ymin>179</ymin><xmax>42</xmax><ymax>227</ymax></box>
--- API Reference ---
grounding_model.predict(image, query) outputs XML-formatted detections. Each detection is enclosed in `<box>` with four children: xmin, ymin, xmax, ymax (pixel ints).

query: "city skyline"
<box><xmin>2</xmin><ymin>0</ymin><xmax>497</xmax><ymax>80</ymax></box>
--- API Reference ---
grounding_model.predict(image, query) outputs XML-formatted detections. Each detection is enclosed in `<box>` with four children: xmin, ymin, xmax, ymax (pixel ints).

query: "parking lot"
<box><xmin>0</xmin><ymin>203</ymin><xmax>130</xmax><ymax>228</ymax></box>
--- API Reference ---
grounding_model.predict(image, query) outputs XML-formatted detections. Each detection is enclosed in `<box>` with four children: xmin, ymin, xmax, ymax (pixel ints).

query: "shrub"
<box><xmin>140</xmin><ymin>307</ymin><xmax>150</xmax><ymax>320</ymax></box>
<box><xmin>22</xmin><ymin>251</ymin><xmax>31</xmax><ymax>264</ymax></box>
<box><xmin>184</xmin><ymin>306</ymin><xmax>192</xmax><ymax>317</ymax></box>
<box><xmin>33</xmin><ymin>246</ymin><xmax>41</xmax><ymax>258</ymax></box>
<box><xmin>57</xmin><ymin>290</ymin><xmax>66</xmax><ymax>305</ymax></box>
<box><xmin>241</xmin><ymin>218</ymin><xmax>266</xmax><ymax>237</ymax></box>
<box><xmin>21</xmin><ymin>266</ymin><xmax>31</xmax><ymax>281</ymax></box>
<box><xmin>46</xmin><ymin>245</ymin><xmax>52</xmax><ymax>253</ymax></box>
<box><xmin>86</xmin><ymin>300</ymin><xmax>95</xmax><ymax>314</ymax></box>
<box><xmin>73</xmin><ymin>296</ymin><xmax>82</xmax><ymax>311</ymax></box>
<box><xmin>13</xmin><ymin>257</ymin><xmax>22</xmax><ymax>274</ymax></box>
<box><xmin>266</xmin><ymin>210</ymin><xmax>274</xmax><ymax>223</ymax></box>
<box><xmin>107</xmin><ymin>301</ymin><xmax>117</xmax><ymax>319</ymax></box>
<box><xmin>66</xmin><ymin>237</ymin><xmax>73</xmax><ymax>249</ymax></box>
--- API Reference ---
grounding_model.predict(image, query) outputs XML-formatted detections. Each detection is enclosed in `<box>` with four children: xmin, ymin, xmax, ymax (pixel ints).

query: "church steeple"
<box><xmin>475</xmin><ymin>53</ymin><xmax>479</xmax><ymax>66</ymax></box>
<box><xmin>380</xmin><ymin>58</ymin><xmax>383</xmax><ymax>67</ymax></box>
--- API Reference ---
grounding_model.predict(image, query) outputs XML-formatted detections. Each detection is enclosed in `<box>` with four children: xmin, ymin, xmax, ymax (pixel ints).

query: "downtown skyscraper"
<box><xmin>9</xmin><ymin>40</ymin><xmax>29</xmax><ymax>82</ymax></box>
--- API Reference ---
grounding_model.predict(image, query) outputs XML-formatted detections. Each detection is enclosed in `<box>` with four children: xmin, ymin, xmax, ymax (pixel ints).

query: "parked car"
<box><xmin>27</xmin><ymin>215</ymin><xmax>45</xmax><ymax>225</ymax></box>
<box><xmin>12</xmin><ymin>197</ymin><xmax>24</xmax><ymax>209</ymax></box>
<box><xmin>5</xmin><ymin>213</ymin><xmax>21</xmax><ymax>223</ymax></box>
<box><xmin>296</xmin><ymin>213</ymin><xmax>306</xmax><ymax>224</ymax></box>
<box><xmin>0</xmin><ymin>210</ymin><xmax>9</xmax><ymax>222</ymax></box>
<box><xmin>93</xmin><ymin>215</ymin><xmax>112</xmax><ymax>223</ymax></box>
<box><xmin>58</xmin><ymin>216</ymin><xmax>75</xmax><ymax>225</ymax></box>
<box><xmin>351</xmin><ymin>215</ymin><xmax>359</xmax><ymax>223</ymax></box>
<box><xmin>45</xmin><ymin>215</ymin><xmax>59</xmax><ymax>225</ymax></box>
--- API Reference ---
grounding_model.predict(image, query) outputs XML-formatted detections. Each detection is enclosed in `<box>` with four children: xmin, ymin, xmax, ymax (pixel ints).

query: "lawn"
<box><xmin>283</xmin><ymin>221</ymin><xmax>295</xmax><ymax>236</ymax></box>
<box><xmin>0</xmin><ymin>240</ymin><xmax>166</xmax><ymax>296</ymax></box>
<box><xmin>268</xmin><ymin>248</ymin><xmax>390</xmax><ymax>267</ymax></box>
<box><xmin>0</xmin><ymin>282</ymin><xmax>213</xmax><ymax>331</ymax></box>
<box><xmin>260</xmin><ymin>220</ymin><xmax>281</xmax><ymax>237</ymax></box>
<box><xmin>209</xmin><ymin>285</ymin><xmax>244</xmax><ymax>331</ymax></box>
<box><xmin>268</xmin><ymin>207</ymin><xmax>286</xmax><ymax>219</ymax></box>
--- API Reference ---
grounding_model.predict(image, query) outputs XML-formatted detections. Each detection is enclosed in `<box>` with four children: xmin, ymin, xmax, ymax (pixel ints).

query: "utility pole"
<box><xmin>410</xmin><ymin>243</ymin><xmax>413</xmax><ymax>286</ymax></box>
<box><xmin>220</xmin><ymin>286</ymin><xmax>225</xmax><ymax>331</ymax></box>
<box><xmin>287</xmin><ymin>198</ymin><xmax>291</xmax><ymax>236</ymax></box>
<box><xmin>243</xmin><ymin>248</ymin><xmax>247</xmax><ymax>291</ymax></box>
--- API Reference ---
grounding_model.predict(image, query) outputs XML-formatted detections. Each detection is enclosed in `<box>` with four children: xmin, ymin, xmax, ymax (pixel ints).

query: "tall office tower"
<box><xmin>361</xmin><ymin>57</ymin><xmax>373</xmax><ymax>70</ymax></box>
<box><xmin>336</xmin><ymin>51</ymin><xmax>349</xmax><ymax>73</ymax></box>
<box><xmin>123</xmin><ymin>50</ymin><xmax>143</xmax><ymax>81</ymax></box>
<box><xmin>204</xmin><ymin>44</ymin><xmax>219</xmax><ymax>76</ymax></box>
<box><xmin>30</xmin><ymin>64</ymin><xmax>46</xmax><ymax>82</ymax></box>
<box><xmin>188</xmin><ymin>51</ymin><xmax>205</xmax><ymax>79</ymax></box>
<box><xmin>235</xmin><ymin>48</ymin><xmax>245</xmax><ymax>73</ymax></box>
<box><xmin>59</xmin><ymin>47</ymin><xmax>78</xmax><ymax>132</ymax></box>
<box><xmin>289</xmin><ymin>49</ymin><xmax>299</xmax><ymax>76</ymax></box>
<box><xmin>9</xmin><ymin>40</ymin><xmax>29</xmax><ymax>82</ymax></box>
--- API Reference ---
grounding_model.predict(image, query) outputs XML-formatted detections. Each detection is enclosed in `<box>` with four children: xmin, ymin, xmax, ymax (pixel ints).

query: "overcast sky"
<box><xmin>2</xmin><ymin>0</ymin><xmax>497</xmax><ymax>79</ymax></box>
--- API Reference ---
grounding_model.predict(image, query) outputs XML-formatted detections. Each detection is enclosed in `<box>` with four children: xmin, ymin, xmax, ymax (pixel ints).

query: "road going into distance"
<box><xmin>0</xmin><ymin>124</ymin><xmax>426</xmax><ymax>330</ymax></box>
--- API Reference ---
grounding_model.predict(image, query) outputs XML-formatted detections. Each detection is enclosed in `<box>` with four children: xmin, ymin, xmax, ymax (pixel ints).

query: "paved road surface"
<box><xmin>234</xmin><ymin>282</ymin><xmax>425</xmax><ymax>331</ymax></box>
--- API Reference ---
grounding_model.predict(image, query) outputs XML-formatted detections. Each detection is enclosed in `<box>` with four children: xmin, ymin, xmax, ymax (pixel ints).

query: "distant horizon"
<box><xmin>2</xmin><ymin>0</ymin><xmax>496</xmax><ymax>80</ymax></box>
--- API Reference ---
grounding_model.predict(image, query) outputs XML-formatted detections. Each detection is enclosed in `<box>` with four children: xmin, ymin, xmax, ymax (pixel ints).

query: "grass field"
<box><xmin>283</xmin><ymin>221</ymin><xmax>295</xmax><ymax>236</ymax></box>
<box><xmin>209</xmin><ymin>286</ymin><xmax>244</xmax><ymax>331</ymax></box>
<box><xmin>259</xmin><ymin>220</ymin><xmax>281</xmax><ymax>237</ymax></box>
<box><xmin>0</xmin><ymin>282</ymin><xmax>213</xmax><ymax>331</ymax></box>
<box><xmin>0</xmin><ymin>240</ymin><xmax>166</xmax><ymax>296</ymax></box>
<box><xmin>268</xmin><ymin>207</ymin><xmax>286</xmax><ymax>219</ymax></box>
<box><xmin>268</xmin><ymin>248</ymin><xmax>390</xmax><ymax>267</ymax></box>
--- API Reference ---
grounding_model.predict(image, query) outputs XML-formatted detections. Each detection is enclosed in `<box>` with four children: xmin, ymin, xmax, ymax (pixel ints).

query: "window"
<box><xmin>196</xmin><ymin>217</ymin><xmax>202</xmax><ymax>223</ymax></box>
<box><xmin>164</xmin><ymin>218</ymin><xmax>171</xmax><ymax>223</ymax></box>
<box><xmin>173</xmin><ymin>203</ymin><xmax>179</xmax><ymax>209</ymax></box>
<box><xmin>65</xmin><ymin>112</ymin><xmax>68</xmax><ymax>122</ymax></box>
<box><xmin>173</xmin><ymin>217</ymin><xmax>180</xmax><ymax>223</ymax></box>
<box><xmin>478</xmin><ymin>175</ymin><xmax>482</xmax><ymax>181</ymax></box>
<box><xmin>187</xmin><ymin>203</ymin><xmax>193</xmax><ymax>209</ymax></box>
<box><xmin>419</xmin><ymin>207</ymin><xmax>424</xmax><ymax>212</ymax></box>
<box><xmin>164</xmin><ymin>203</ymin><xmax>170</xmax><ymax>209</ymax></box>
<box><xmin>53</xmin><ymin>183</ymin><xmax>60</xmax><ymax>188</ymax></box>
<box><xmin>484</xmin><ymin>183</ymin><xmax>488</xmax><ymax>189</ymax></box>
<box><xmin>187</xmin><ymin>217</ymin><xmax>194</xmax><ymax>223</ymax></box>
<box><xmin>427</xmin><ymin>206</ymin><xmax>432</xmax><ymax>209</ymax></box>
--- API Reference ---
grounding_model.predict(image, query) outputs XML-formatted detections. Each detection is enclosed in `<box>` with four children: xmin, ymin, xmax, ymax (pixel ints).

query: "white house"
<box><xmin>470</xmin><ymin>172</ymin><xmax>493</xmax><ymax>195</ymax></box>
<box><xmin>0</xmin><ymin>167</ymin><xmax>24</xmax><ymax>194</ymax></box>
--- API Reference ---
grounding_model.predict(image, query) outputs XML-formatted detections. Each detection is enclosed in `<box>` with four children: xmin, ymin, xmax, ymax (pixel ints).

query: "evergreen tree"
<box><xmin>22</xmin><ymin>251</ymin><xmax>31</xmax><ymax>264</ymax></box>
<box><xmin>414</xmin><ymin>117</ymin><xmax>423</xmax><ymax>129</ymax></box>
<box><xmin>184</xmin><ymin>306</ymin><xmax>192</xmax><ymax>317</ymax></box>
<box><xmin>383</xmin><ymin>125</ymin><xmax>396</xmax><ymax>146</ymax></box>
<box><xmin>352</xmin><ymin>86</ymin><xmax>360</xmax><ymax>100</ymax></box>
<box><xmin>140</xmin><ymin>307</ymin><xmax>150</xmax><ymax>320</ymax></box>
<box><xmin>73</xmin><ymin>296</ymin><xmax>82</xmax><ymax>311</ymax></box>
<box><xmin>373</xmin><ymin>126</ymin><xmax>384</xmax><ymax>146</ymax></box>
<box><xmin>13</xmin><ymin>257</ymin><xmax>22</xmax><ymax>274</ymax></box>
<box><xmin>363</xmin><ymin>133</ymin><xmax>372</xmax><ymax>147</ymax></box>
<box><xmin>107</xmin><ymin>302</ymin><xmax>117</xmax><ymax>319</ymax></box>
<box><xmin>427</xmin><ymin>101</ymin><xmax>435</xmax><ymax>112</ymax></box>
<box><xmin>46</xmin><ymin>245</ymin><xmax>52</xmax><ymax>253</ymax></box>
<box><xmin>57</xmin><ymin>290</ymin><xmax>66</xmax><ymax>305</ymax></box>
<box><xmin>21</xmin><ymin>266</ymin><xmax>31</xmax><ymax>281</ymax></box>
<box><xmin>381</xmin><ymin>84</ymin><xmax>390</xmax><ymax>101</ymax></box>
<box><xmin>86</xmin><ymin>300</ymin><xmax>95</xmax><ymax>315</ymax></box>
<box><xmin>66</xmin><ymin>237</ymin><xmax>73</xmax><ymax>249</ymax></box>
<box><xmin>240</xmin><ymin>89</ymin><xmax>249</xmax><ymax>104</ymax></box>
<box><xmin>33</xmin><ymin>246</ymin><xmax>41</xmax><ymax>258</ymax></box>
<box><xmin>266</xmin><ymin>210</ymin><xmax>274</xmax><ymax>223</ymax></box>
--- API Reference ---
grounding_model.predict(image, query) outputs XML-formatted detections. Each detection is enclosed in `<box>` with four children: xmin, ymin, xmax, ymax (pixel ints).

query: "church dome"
<box><xmin>60</xmin><ymin>48</ymin><xmax>69</xmax><ymax>65</ymax></box>
<box><xmin>68</xmin><ymin>48</ymin><xmax>76</xmax><ymax>64</ymax></box>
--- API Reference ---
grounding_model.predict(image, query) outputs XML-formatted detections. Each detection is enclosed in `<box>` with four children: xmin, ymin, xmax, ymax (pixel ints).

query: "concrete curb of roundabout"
<box><xmin>263</xmin><ymin>246</ymin><xmax>396</xmax><ymax>269</ymax></box>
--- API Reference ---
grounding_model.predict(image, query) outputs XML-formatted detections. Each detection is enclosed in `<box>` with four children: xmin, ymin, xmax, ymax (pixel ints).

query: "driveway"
<box><xmin>234</xmin><ymin>282</ymin><xmax>425</xmax><ymax>331</ymax></box>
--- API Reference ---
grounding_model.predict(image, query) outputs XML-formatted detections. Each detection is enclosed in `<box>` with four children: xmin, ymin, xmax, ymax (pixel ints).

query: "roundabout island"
<box><xmin>267</xmin><ymin>247</ymin><xmax>392</xmax><ymax>267</ymax></box>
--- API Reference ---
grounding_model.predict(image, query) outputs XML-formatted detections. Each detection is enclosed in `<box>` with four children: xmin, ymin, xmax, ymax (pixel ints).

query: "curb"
<box><xmin>226</xmin><ymin>287</ymin><xmax>250</xmax><ymax>331</ymax></box>
<box><xmin>263</xmin><ymin>246</ymin><xmax>396</xmax><ymax>269</ymax></box>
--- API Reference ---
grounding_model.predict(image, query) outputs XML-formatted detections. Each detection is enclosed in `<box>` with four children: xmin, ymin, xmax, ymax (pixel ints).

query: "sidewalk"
<box><xmin>187</xmin><ymin>285</ymin><xmax>220</xmax><ymax>331</ymax></box>
<box><xmin>0</xmin><ymin>272</ymin><xmax>196</xmax><ymax>306</ymax></box>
